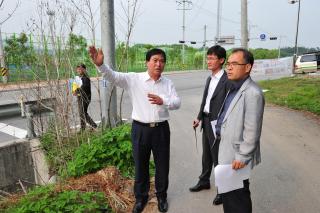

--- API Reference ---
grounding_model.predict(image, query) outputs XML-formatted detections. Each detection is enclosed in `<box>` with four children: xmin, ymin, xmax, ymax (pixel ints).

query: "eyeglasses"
<box><xmin>225</xmin><ymin>62</ymin><xmax>248</xmax><ymax>68</ymax></box>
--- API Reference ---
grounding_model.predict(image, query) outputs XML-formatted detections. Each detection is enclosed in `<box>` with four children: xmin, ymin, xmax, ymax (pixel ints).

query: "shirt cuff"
<box><xmin>159</xmin><ymin>94</ymin><xmax>169</xmax><ymax>107</ymax></box>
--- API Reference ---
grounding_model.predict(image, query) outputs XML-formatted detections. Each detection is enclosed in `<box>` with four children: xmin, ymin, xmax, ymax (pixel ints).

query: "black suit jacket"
<box><xmin>197</xmin><ymin>71</ymin><xmax>230</xmax><ymax>124</ymax></box>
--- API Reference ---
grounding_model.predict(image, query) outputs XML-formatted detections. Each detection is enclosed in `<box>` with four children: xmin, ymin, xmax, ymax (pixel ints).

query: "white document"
<box><xmin>214</xmin><ymin>164</ymin><xmax>251</xmax><ymax>194</ymax></box>
<box><xmin>74</xmin><ymin>76</ymin><xmax>83</xmax><ymax>87</ymax></box>
<box><xmin>210</xmin><ymin>120</ymin><xmax>217</xmax><ymax>139</ymax></box>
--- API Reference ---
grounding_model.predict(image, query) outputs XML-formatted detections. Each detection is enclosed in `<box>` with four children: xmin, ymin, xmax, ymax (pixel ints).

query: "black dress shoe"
<box><xmin>132</xmin><ymin>200</ymin><xmax>147</xmax><ymax>213</ymax></box>
<box><xmin>213</xmin><ymin>194</ymin><xmax>222</xmax><ymax>205</ymax></box>
<box><xmin>158</xmin><ymin>198</ymin><xmax>168</xmax><ymax>212</ymax></box>
<box><xmin>189</xmin><ymin>182</ymin><xmax>210</xmax><ymax>192</ymax></box>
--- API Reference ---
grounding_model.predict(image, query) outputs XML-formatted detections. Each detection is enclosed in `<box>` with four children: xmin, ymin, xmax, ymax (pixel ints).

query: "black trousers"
<box><xmin>221</xmin><ymin>179</ymin><xmax>252</xmax><ymax>213</ymax></box>
<box><xmin>131</xmin><ymin>121</ymin><xmax>170</xmax><ymax>202</ymax></box>
<box><xmin>198</xmin><ymin>116</ymin><xmax>219</xmax><ymax>184</ymax></box>
<box><xmin>77</xmin><ymin>97</ymin><xmax>97</xmax><ymax>130</ymax></box>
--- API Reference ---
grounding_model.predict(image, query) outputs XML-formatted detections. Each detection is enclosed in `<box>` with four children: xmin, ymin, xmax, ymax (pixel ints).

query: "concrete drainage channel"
<box><xmin>0</xmin><ymin>138</ymin><xmax>55</xmax><ymax>193</ymax></box>
<box><xmin>0</xmin><ymin>98</ymin><xmax>56</xmax><ymax>193</ymax></box>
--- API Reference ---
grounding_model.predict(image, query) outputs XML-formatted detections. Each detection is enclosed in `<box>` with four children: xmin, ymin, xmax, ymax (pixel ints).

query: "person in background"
<box><xmin>74</xmin><ymin>64</ymin><xmax>97</xmax><ymax>131</ymax></box>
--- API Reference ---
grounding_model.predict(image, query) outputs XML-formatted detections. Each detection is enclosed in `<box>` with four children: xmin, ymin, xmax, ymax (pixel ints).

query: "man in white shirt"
<box><xmin>189</xmin><ymin>45</ymin><xmax>230</xmax><ymax>206</ymax></box>
<box><xmin>89</xmin><ymin>46</ymin><xmax>181</xmax><ymax>213</ymax></box>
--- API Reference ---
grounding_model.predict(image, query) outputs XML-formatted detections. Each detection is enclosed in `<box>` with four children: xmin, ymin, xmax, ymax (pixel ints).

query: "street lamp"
<box><xmin>289</xmin><ymin>0</ymin><xmax>301</xmax><ymax>73</ymax></box>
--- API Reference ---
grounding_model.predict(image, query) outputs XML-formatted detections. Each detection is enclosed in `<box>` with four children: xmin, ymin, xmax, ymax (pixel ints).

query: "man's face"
<box><xmin>76</xmin><ymin>67</ymin><xmax>85</xmax><ymax>75</ymax></box>
<box><xmin>146</xmin><ymin>54</ymin><xmax>165</xmax><ymax>77</ymax></box>
<box><xmin>226</xmin><ymin>52</ymin><xmax>251</xmax><ymax>81</ymax></box>
<box><xmin>207</xmin><ymin>54</ymin><xmax>224</xmax><ymax>73</ymax></box>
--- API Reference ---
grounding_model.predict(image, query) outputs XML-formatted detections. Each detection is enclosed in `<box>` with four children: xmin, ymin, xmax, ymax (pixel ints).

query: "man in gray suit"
<box><xmin>215</xmin><ymin>48</ymin><xmax>265</xmax><ymax>213</ymax></box>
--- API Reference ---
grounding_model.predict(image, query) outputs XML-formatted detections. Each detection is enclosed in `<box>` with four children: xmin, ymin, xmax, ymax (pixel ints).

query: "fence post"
<box><xmin>25</xmin><ymin>105</ymin><xmax>36</xmax><ymax>139</ymax></box>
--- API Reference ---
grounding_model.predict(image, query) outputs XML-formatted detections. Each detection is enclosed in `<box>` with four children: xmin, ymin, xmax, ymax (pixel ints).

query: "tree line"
<box><xmin>3</xmin><ymin>33</ymin><xmax>319</xmax><ymax>82</ymax></box>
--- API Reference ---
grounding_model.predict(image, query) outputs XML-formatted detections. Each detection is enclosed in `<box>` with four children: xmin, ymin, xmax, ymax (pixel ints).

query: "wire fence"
<box><xmin>1</xmin><ymin>32</ymin><xmax>205</xmax><ymax>83</ymax></box>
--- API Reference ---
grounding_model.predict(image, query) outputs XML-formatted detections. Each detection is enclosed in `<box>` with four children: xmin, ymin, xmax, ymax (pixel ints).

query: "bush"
<box><xmin>40</xmin><ymin>129</ymin><xmax>97</xmax><ymax>177</ymax></box>
<box><xmin>67</xmin><ymin>124</ymin><xmax>137</xmax><ymax>178</ymax></box>
<box><xmin>41</xmin><ymin>124</ymin><xmax>155</xmax><ymax>179</ymax></box>
<box><xmin>2</xmin><ymin>185</ymin><xmax>110</xmax><ymax>213</ymax></box>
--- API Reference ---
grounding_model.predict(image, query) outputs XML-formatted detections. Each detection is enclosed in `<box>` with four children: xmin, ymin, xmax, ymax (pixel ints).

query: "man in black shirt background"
<box><xmin>74</xmin><ymin>64</ymin><xmax>97</xmax><ymax>130</ymax></box>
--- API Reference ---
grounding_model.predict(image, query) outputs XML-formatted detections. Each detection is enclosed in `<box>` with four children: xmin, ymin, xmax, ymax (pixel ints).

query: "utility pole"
<box><xmin>100</xmin><ymin>0</ymin><xmax>117</xmax><ymax>126</ymax></box>
<box><xmin>278</xmin><ymin>36</ymin><xmax>283</xmax><ymax>59</ymax></box>
<box><xmin>289</xmin><ymin>0</ymin><xmax>301</xmax><ymax>73</ymax></box>
<box><xmin>176</xmin><ymin>0</ymin><xmax>192</xmax><ymax>65</ymax></box>
<box><xmin>294</xmin><ymin>0</ymin><xmax>301</xmax><ymax>59</ymax></box>
<box><xmin>215</xmin><ymin>0</ymin><xmax>221</xmax><ymax>44</ymax></box>
<box><xmin>202</xmin><ymin>25</ymin><xmax>207</xmax><ymax>70</ymax></box>
<box><xmin>241</xmin><ymin>0</ymin><xmax>248</xmax><ymax>48</ymax></box>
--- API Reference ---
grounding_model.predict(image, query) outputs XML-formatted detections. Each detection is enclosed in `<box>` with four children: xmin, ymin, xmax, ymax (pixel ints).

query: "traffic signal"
<box><xmin>270</xmin><ymin>37</ymin><xmax>277</xmax><ymax>40</ymax></box>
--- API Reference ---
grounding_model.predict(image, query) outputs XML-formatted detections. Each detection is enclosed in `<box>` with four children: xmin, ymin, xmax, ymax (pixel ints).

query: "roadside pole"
<box><xmin>241</xmin><ymin>0</ymin><xmax>248</xmax><ymax>48</ymax></box>
<box><xmin>100</xmin><ymin>0</ymin><xmax>117</xmax><ymax>127</ymax></box>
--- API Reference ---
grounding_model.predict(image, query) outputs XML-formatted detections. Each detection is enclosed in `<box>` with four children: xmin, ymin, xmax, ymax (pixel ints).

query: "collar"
<box><xmin>211</xmin><ymin>69</ymin><xmax>224</xmax><ymax>80</ymax></box>
<box><xmin>230</xmin><ymin>75</ymin><xmax>249</xmax><ymax>91</ymax></box>
<box><xmin>143</xmin><ymin>70</ymin><xmax>162</xmax><ymax>82</ymax></box>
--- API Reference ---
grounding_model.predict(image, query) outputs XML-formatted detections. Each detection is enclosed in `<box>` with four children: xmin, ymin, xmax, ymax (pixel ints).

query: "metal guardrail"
<box><xmin>0</xmin><ymin>98</ymin><xmax>55</xmax><ymax>118</ymax></box>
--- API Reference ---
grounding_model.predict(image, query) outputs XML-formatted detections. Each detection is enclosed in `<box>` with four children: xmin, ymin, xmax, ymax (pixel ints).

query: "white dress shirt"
<box><xmin>98</xmin><ymin>64</ymin><xmax>181</xmax><ymax>123</ymax></box>
<box><xmin>203</xmin><ymin>69</ymin><xmax>224</xmax><ymax>113</ymax></box>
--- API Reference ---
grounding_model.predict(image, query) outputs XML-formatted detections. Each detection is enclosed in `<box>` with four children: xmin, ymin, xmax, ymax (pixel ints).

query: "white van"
<box><xmin>294</xmin><ymin>52</ymin><xmax>320</xmax><ymax>74</ymax></box>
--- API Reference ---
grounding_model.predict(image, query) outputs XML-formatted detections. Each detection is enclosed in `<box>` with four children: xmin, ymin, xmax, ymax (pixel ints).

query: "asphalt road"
<box><xmin>1</xmin><ymin>71</ymin><xmax>320</xmax><ymax>212</ymax></box>
<box><xmin>167</xmin><ymin>72</ymin><xmax>320</xmax><ymax>213</ymax></box>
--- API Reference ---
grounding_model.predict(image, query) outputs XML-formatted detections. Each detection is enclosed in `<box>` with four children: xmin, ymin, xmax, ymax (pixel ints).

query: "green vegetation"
<box><xmin>2</xmin><ymin>185</ymin><xmax>110</xmax><ymax>213</ymax></box>
<box><xmin>66</xmin><ymin>124</ymin><xmax>135</xmax><ymax>178</ymax></box>
<box><xmin>2</xmin><ymin>124</ymin><xmax>157</xmax><ymax>212</ymax></box>
<box><xmin>3</xmin><ymin>32</ymin><xmax>320</xmax><ymax>83</ymax></box>
<box><xmin>259</xmin><ymin>76</ymin><xmax>320</xmax><ymax>115</ymax></box>
<box><xmin>41</xmin><ymin>124</ymin><xmax>155</xmax><ymax>179</ymax></box>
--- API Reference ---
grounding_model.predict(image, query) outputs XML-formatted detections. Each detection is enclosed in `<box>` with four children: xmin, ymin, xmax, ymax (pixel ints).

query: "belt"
<box><xmin>203</xmin><ymin>112</ymin><xmax>211</xmax><ymax>117</ymax></box>
<box><xmin>133</xmin><ymin>120</ymin><xmax>168</xmax><ymax>128</ymax></box>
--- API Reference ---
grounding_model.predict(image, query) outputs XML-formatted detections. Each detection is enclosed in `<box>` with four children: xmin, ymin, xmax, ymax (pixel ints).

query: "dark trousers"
<box><xmin>131</xmin><ymin>121</ymin><xmax>170</xmax><ymax>202</ymax></box>
<box><xmin>77</xmin><ymin>97</ymin><xmax>97</xmax><ymax>130</ymax></box>
<box><xmin>199</xmin><ymin>116</ymin><xmax>219</xmax><ymax>184</ymax></box>
<box><xmin>221</xmin><ymin>179</ymin><xmax>252</xmax><ymax>213</ymax></box>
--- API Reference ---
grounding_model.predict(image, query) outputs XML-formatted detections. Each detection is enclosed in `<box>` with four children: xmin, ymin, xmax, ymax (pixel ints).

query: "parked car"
<box><xmin>294</xmin><ymin>52</ymin><xmax>320</xmax><ymax>73</ymax></box>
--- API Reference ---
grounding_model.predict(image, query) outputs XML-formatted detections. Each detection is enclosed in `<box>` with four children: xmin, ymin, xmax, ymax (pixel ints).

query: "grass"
<box><xmin>258</xmin><ymin>76</ymin><xmax>320</xmax><ymax>115</ymax></box>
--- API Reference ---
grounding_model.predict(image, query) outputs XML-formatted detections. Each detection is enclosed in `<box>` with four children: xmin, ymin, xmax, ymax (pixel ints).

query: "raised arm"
<box><xmin>89</xmin><ymin>46</ymin><xmax>131</xmax><ymax>89</ymax></box>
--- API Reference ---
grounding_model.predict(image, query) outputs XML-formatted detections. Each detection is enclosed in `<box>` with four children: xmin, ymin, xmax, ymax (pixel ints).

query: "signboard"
<box><xmin>260</xmin><ymin>33</ymin><xmax>266</xmax><ymax>41</ymax></box>
<box><xmin>0</xmin><ymin>67</ymin><xmax>8</xmax><ymax>76</ymax></box>
<box><xmin>251</xmin><ymin>57</ymin><xmax>293</xmax><ymax>76</ymax></box>
<box><xmin>216</xmin><ymin>36</ymin><xmax>235</xmax><ymax>45</ymax></box>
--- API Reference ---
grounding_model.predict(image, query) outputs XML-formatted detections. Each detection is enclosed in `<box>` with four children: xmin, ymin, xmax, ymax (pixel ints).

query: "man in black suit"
<box><xmin>74</xmin><ymin>64</ymin><xmax>97</xmax><ymax>130</ymax></box>
<box><xmin>189</xmin><ymin>45</ymin><xmax>230</xmax><ymax>205</ymax></box>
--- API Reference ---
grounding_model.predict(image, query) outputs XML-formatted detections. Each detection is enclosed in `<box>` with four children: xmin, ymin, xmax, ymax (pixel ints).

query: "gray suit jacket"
<box><xmin>218</xmin><ymin>77</ymin><xmax>265</xmax><ymax>168</ymax></box>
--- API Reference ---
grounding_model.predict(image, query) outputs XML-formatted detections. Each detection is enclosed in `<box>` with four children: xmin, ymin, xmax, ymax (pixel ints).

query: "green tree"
<box><xmin>66</xmin><ymin>33</ymin><xmax>90</xmax><ymax>70</ymax></box>
<box><xmin>4</xmin><ymin>33</ymin><xmax>37</xmax><ymax>68</ymax></box>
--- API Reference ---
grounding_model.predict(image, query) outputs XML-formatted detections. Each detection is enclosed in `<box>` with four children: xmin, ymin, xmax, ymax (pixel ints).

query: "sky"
<box><xmin>1</xmin><ymin>0</ymin><xmax>319</xmax><ymax>50</ymax></box>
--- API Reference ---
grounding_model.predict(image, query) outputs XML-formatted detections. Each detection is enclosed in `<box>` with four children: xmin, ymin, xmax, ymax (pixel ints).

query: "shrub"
<box><xmin>2</xmin><ymin>185</ymin><xmax>110</xmax><ymax>213</ymax></box>
<box><xmin>67</xmin><ymin>124</ymin><xmax>135</xmax><ymax>178</ymax></box>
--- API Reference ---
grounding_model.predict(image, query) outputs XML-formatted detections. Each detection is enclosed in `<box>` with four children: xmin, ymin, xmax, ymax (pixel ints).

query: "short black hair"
<box><xmin>207</xmin><ymin>45</ymin><xmax>226</xmax><ymax>60</ymax></box>
<box><xmin>231</xmin><ymin>48</ymin><xmax>254</xmax><ymax>66</ymax></box>
<box><xmin>77</xmin><ymin>63</ymin><xmax>86</xmax><ymax>69</ymax></box>
<box><xmin>146</xmin><ymin>48</ymin><xmax>166</xmax><ymax>62</ymax></box>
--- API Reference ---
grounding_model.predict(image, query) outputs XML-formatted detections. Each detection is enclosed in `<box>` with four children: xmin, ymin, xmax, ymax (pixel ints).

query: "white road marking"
<box><xmin>0</xmin><ymin>122</ymin><xmax>27</xmax><ymax>139</ymax></box>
